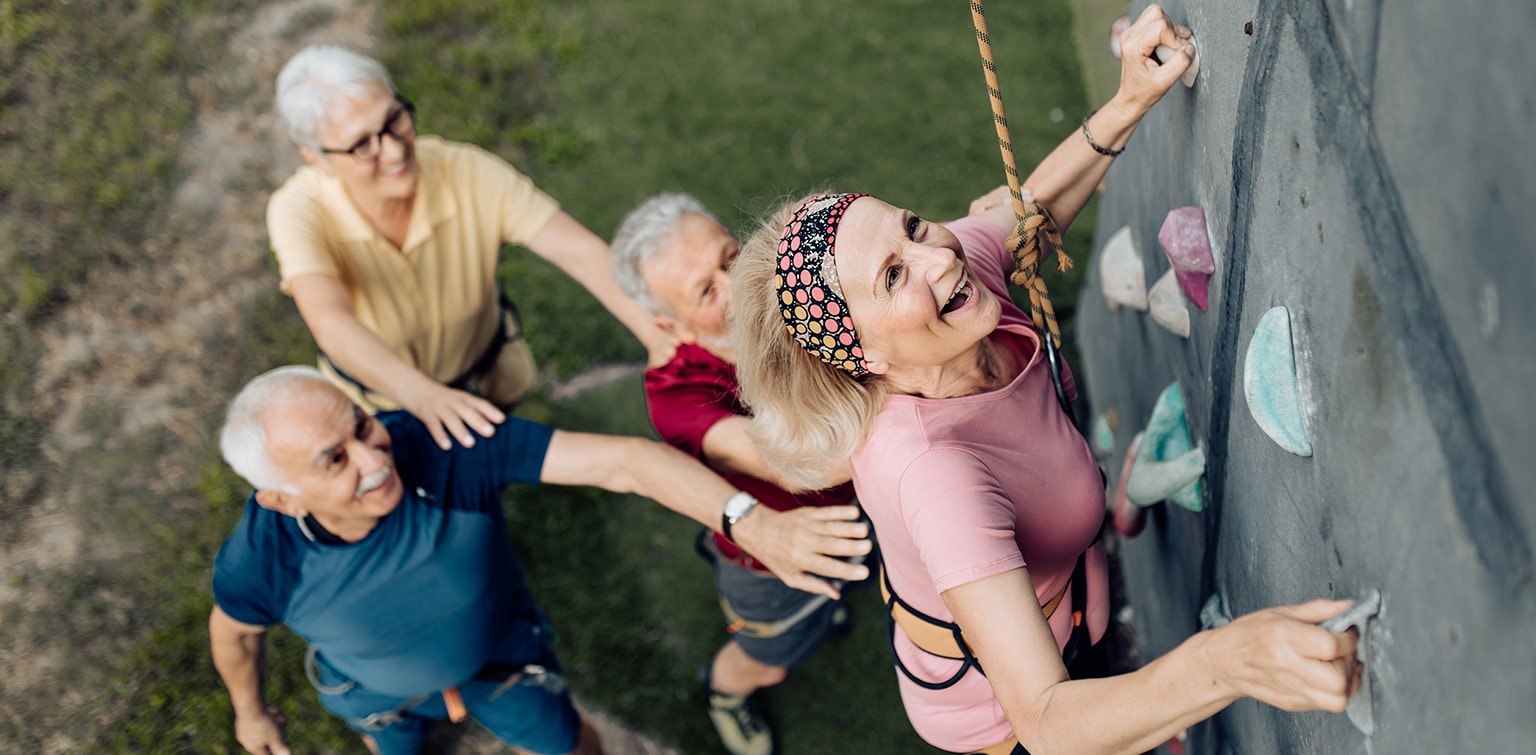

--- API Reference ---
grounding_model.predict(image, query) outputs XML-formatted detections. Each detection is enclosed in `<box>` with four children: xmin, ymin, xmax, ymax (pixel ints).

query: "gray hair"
<box><xmin>220</xmin><ymin>366</ymin><xmax>337</xmax><ymax>493</ymax></box>
<box><xmin>611</xmin><ymin>193</ymin><xmax>727</xmax><ymax>316</ymax></box>
<box><xmin>276</xmin><ymin>45</ymin><xmax>395</xmax><ymax>152</ymax></box>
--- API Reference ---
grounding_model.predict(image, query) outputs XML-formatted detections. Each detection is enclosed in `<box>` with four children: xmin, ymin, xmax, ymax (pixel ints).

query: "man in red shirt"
<box><xmin>612</xmin><ymin>194</ymin><xmax>862</xmax><ymax>755</ymax></box>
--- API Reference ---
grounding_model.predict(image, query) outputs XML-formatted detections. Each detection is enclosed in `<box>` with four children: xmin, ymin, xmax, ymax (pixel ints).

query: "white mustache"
<box><xmin>355</xmin><ymin>463</ymin><xmax>391</xmax><ymax>498</ymax></box>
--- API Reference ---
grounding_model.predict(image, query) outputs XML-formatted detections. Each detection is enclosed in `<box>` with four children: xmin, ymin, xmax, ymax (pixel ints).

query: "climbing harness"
<box><xmin>321</xmin><ymin>294</ymin><xmax>524</xmax><ymax>406</ymax></box>
<box><xmin>304</xmin><ymin>645</ymin><xmax>567</xmax><ymax>732</ymax></box>
<box><xmin>879</xmin><ymin>550</ymin><xmax>1088</xmax><ymax>691</ymax></box>
<box><xmin>696</xmin><ymin>528</ymin><xmax>868</xmax><ymax>639</ymax></box>
<box><xmin>969</xmin><ymin>0</ymin><xmax>1074</xmax><ymax>352</ymax></box>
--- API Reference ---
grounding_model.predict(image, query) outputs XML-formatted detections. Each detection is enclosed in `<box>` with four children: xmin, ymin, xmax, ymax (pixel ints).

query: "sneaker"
<box><xmin>707</xmin><ymin>690</ymin><xmax>774</xmax><ymax>755</ymax></box>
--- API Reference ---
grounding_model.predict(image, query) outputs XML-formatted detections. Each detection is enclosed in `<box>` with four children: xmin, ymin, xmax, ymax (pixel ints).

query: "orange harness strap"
<box><xmin>971</xmin><ymin>737</ymin><xmax>1022</xmax><ymax>755</ymax></box>
<box><xmin>879</xmin><ymin>563</ymin><xmax>1071</xmax><ymax>661</ymax></box>
<box><xmin>441</xmin><ymin>686</ymin><xmax>467</xmax><ymax>723</ymax></box>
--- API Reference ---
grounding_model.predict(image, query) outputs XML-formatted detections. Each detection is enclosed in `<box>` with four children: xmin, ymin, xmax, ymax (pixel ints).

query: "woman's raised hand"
<box><xmin>1114</xmin><ymin>4</ymin><xmax>1195</xmax><ymax>116</ymax></box>
<box><xmin>1200</xmin><ymin>599</ymin><xmax>1363</xmax><ymax>713</ymax></box>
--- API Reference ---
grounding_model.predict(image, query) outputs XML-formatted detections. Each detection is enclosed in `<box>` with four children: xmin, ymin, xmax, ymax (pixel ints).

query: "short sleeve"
<box><xmin>646</xmin><ymin>375</ymin><xmax>737</xmax><ymax>460</ymax></box>
<box><xmin>381</xmin><ymin>411</ymin><xmax>556</xmax><ymax>513</ymax></box>
<box><xmin>898</xmin><ymin>448</ymin><xmax>1026</xmax><ymax>594</ymax></box>
<box><xmin>267</xmin><ymin>178</ymin><xmax>342</xmax><ymax>293</ymax></box>
<box><xmin>211</xmin><ymin>502</ymin><xmax>297</xmax><ymax>627</ymax></box>
<box><xmin>456</xmin><ymin>144</ymin><xmax>560</xmax><ymax>246</ymax></box>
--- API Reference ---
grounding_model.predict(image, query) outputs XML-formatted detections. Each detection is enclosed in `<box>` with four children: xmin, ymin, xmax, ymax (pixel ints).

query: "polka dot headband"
<box><xmin>776</xmin><ymin>193</ymin><xmax>870</xmax><ymax>378</ymax></box>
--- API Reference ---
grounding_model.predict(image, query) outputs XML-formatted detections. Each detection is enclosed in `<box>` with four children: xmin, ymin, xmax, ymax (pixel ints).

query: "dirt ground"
<box><xmin>0</xmin><ymin>0</ymin><xmax>667</xmax><ymax>751</ymax></box>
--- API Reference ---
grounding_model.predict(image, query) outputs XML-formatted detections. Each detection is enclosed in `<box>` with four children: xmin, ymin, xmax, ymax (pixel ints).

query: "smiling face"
<box><xmin>832</xmin><ymin>197</ymin><xmax>1002</xmax><ymax>379</ymax></box>
<box><xmin>301</xmin><ymin>81</ymin><xmax>418</xmax><ymax>205</ymax></box>
<box><xmin>642</xmin><ymin>213</ymin><xmax>741</xmax><ymax>354</ymax></box>
<box><xmin>253</xmin><ymin>383</ymin><xmax>403</xmax><ymax>540</ymax></box>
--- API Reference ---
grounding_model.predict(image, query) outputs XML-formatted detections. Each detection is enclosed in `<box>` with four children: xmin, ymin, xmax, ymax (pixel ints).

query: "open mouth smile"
<box><xmin>940</xmin><ymin>273</ymin><xmax>973</xmax><ymax>316</ymax></box>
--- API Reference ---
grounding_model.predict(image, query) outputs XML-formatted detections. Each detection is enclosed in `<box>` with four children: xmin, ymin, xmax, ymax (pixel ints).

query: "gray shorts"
<box><xmin>715</xmin><ymin>559</ymin><xmax>843</xmax><ymax>668</ymax></box>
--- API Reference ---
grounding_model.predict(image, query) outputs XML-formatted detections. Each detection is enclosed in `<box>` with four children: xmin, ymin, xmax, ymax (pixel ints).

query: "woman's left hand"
<box><xmin>965</xmin><ymin>184</ymin><xmax>1035</xmax><ymax>233</ymax></box>
<box><xmin>1113</xmin><ymin>4</ymin><xmax>1195</xmax><ymax>116</ymax></box>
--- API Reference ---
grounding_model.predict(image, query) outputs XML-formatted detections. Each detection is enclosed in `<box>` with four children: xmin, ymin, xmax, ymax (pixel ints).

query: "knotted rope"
<box><xmin>970</xmin><ymin>0</ymin><xmax>1072</xmax><ymax>345</ymax></box>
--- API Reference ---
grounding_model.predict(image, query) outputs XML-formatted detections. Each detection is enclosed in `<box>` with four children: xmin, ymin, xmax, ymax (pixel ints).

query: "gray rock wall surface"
<box><xmin>1078</xmin><ymin>0</ymin><xmax>1536</xmax><ymax>752</ymax></box>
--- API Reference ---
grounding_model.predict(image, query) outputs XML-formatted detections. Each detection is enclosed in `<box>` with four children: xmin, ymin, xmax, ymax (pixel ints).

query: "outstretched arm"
<box><xmin>943</xmin><ymin>569</ymin><xmax>1360</xmax><ymax>754</ymax></box>
<box><xmin>290</xmin><ymin>273</ymin><xmax>506</xmax><ymax>452</ymax></box>
<box><xmin>539</xmin><ymin>430</ymin><xmax>870</xmax><ymax>597</ymax></box>
<box><xmin>209</xmin><ymin>606</ymin><xmax>290</xmax><ymax>755</ymax></box>
<box><xmin>524</xmin><ymin>210</ymin><xmax>679</xmax><ymax>367</ymax></box>
<box><xmin>1023</xmin><ymin>4</ymin><xmax>1195</xmax><ymax>232</ymax></box>
<box><xmin>700</xmin><ymin>415</ymin><xmax>852</xmax><ymax>491</ymax></box>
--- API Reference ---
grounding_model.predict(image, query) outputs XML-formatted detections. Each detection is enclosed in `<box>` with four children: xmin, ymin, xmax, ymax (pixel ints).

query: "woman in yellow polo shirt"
<box><xmin>267</xmin><ymin>45</ymin><xmax>674</xmax><ymax>451</ymax></box>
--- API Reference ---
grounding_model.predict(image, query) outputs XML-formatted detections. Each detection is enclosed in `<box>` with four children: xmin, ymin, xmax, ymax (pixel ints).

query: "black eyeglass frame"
<box><xmin>319</xmin><ymin>95</ymin><xmax>417</xmax><ymax>162</ymax></box>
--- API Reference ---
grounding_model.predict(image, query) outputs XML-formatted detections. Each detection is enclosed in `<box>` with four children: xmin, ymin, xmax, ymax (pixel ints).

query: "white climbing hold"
<box><xmin>1243</xmin><ymin>306</ymin><xmax>1313</xmax><ymax>456</ymax></box>
<box><xmin>1322</xmin><ymin>589</ymin><xmax>1381</xmax><ymax>736</ymax></box>
<box><xmin>1148</xmin><ymin>269</ymin><xmax>1190</xmax><ymax>337</ymax></box>
<box><xmin>1155</xmin><ymin>37</ymin><xmax>1200</xmax><ymax>88</ymax></box>
<box><xmin>1099</xmin><ymin>226</ymin><xmax>1148</xmax><ymax>311</ymax></box>
<box><xmin>1126</xmin><ymin>446</ymin><xmax>1207</xmax><ymax>506</ymax></box>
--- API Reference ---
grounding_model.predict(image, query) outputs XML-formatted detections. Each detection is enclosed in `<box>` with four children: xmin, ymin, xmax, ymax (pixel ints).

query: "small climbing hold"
<box><xmin>1322</xmin><ymin>589</ymin><xmax>1382</xmax><ymax>736</ymax></box>
<box><xmin>1155</xmin><ymin>37</ymin><xmax>1200</xmax><ymax>87</ymax></box>
<box><xmin>1091</xmin><ymin>413</ymin><xmax>1116</xmax><ymax>457</ymax></box>
<box><xmin>1157</xmin><ymin>206</ymin><xmax>1216</xmax><ymax>311</ymax></box>
<box><xmin>1112</xmin><ymin>432</ymin><xmax>1148</xmax><ymax>537</ymax></box>
<box><xmin>1125</xmin><ymin>383</ymin><xmax>1204</xmax><ymax>512</ymax></box>
<box><xmin>1199</xmin><ymin>592</ymin><xmax>1232</xmax><ymax>629</ymax></box>
<box><xmin>1243</xmin><ymin>307</ymin><xmax>1313</xmax><ymax>456</ymax></box>
<box><xmin>1126</xmin><ymin>441</ymin><xmax>1206</xmax><ymax>507</ymax></box>
<box><xmin>1099</xmin><ymin>226</ymin><xmax>1149</xmax><ymax>311</ymax></box>
<box><xmin>1148</xmin><ymin>269</ymin><xmax>1190</xmax><ymax>338</ymax></box>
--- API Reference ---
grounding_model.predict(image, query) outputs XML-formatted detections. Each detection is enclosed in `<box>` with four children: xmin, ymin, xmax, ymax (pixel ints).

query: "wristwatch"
<box><xmin>720</xmin><ymin>492</ymin><xmax>759</xmax><ymax>543</ymax></box>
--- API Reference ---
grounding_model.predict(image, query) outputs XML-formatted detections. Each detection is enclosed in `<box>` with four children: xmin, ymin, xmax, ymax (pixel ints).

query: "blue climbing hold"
<box><xmin>1125</xmin><ymin>382</ymin><xmax>1204</xmax><ymax>512</ymax></box>
<box><xmin>1243</xmin><ymin>306</ymin><xmax>1313</xmax><ymax>457</ymax></box>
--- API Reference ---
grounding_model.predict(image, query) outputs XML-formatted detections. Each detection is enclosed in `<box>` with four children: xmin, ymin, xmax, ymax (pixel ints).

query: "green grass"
<box><xmin>0</xmin><ymin>0</ymin><xmax>1098</xmax><ymax>751</ymax></box>
<box><xmin>375</xmin><ymin>0</ymin><xmax>1099</xmax><ymax>751</ymax></box>
<box><xmin>0</xmin><ymin>0</ymin><xmax>224</xmax><ymax>525</ymax></box>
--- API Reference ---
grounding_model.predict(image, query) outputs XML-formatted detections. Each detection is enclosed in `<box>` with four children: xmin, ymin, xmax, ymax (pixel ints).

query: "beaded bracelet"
<box><xmin>1081</xmin><ymin>109</ymin><xmax>1124</xmax><ymax>157</ymax></box>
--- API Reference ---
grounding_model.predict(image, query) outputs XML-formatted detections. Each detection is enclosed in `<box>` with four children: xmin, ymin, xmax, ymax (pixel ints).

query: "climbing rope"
<box><xmin>969</xmin><ymin>0</ymin><xmax>1072</xmax><ymax>346</ymax></box>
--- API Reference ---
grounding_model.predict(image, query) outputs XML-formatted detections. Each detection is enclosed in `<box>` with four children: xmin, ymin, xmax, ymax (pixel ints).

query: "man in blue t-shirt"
<box><xmin>209</xmin><ymin>366</ymin><xmax>871</xmax><ymax>755</ymax></box>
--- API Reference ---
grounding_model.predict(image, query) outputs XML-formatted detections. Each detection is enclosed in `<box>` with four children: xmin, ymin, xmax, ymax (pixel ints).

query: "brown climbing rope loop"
<box><xmin>969</xmin><ymin>0</ymin><xmax>1072</xmax><ymax>346</ymax></box>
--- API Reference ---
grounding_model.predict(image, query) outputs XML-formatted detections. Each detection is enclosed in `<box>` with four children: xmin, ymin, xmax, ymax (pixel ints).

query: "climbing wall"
<box><xmin>1077</xmin><ymin>0</ymin><xmax>1536</xmax><ymax>752</ymax></box>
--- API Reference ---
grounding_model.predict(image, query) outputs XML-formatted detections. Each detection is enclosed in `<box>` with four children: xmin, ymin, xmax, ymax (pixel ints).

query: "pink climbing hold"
<box><xmin>1113</xmin><ymin>432</ymin><xmax>1148</xmax><ymax>537</ymax></box>
<box><xmin>1157</xmin><ymin>206</ymin><xmax>1216</xmax><ymax>311</ymax></box>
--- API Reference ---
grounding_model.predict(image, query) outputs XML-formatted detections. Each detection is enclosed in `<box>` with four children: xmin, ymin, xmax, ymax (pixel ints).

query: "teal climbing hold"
<box><xmin>1243</xmin><ymin>306</ymin><xmax>1313</xmax><ymax>457</ymax></box>
<box><xmin>1125</xmin><ymin>383</ymin><xmax>1204</xmax><ymax>512</ymax></box>
<box><xmin>1091</xmin><ymin>412</ymin><xmax>1116</xmax><ymax>457</ymax></box>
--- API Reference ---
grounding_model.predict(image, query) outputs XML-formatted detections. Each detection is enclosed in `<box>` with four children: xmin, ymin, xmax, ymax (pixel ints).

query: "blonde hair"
<box><xmin>730</xmin><ymin>193</ymin><xmax>888</xmax><ymax>490</ymax></box>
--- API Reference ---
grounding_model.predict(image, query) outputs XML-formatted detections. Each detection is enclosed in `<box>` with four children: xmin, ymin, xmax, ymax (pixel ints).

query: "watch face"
<box><xmin>724</xmin><ymin>494</ymin><xmax>756</xmax><ymax>519</ymax></box>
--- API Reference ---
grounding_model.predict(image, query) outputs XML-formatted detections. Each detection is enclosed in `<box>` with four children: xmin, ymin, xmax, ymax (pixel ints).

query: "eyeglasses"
<box><xmin>320</xmin><ymin>95</ymin><xmax>417</xmax><ymax>163</ymax></box>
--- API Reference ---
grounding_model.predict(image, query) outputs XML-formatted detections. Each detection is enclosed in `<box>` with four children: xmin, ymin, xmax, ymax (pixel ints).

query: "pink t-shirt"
<box><xmin>850</xmin><ymin>217</ymin><xmax>1109</xmax><ymax>752</ymax></box>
